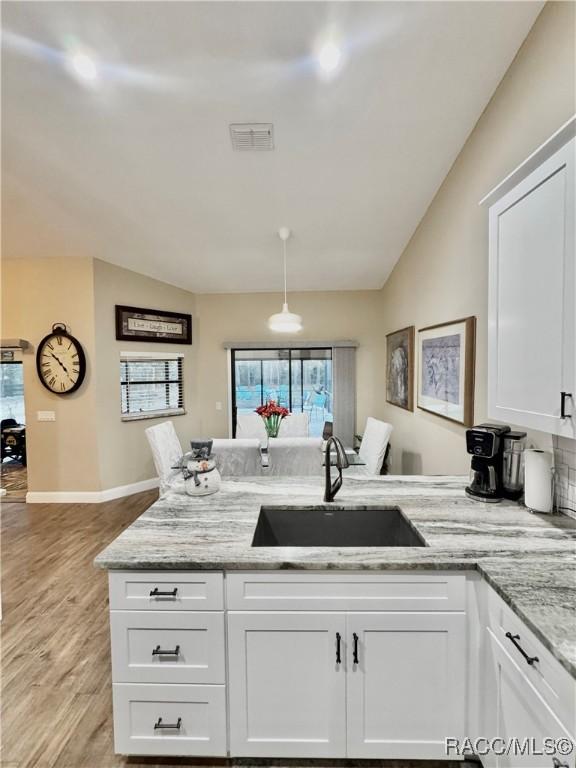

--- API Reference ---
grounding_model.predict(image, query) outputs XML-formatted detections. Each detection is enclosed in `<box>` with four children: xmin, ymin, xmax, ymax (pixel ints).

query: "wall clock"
<box><xmin>36</xmin><ymin>323</ymin><xmax>86</xmax><ymax>395</ymax></box>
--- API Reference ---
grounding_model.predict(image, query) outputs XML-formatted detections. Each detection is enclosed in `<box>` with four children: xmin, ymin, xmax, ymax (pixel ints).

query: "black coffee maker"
<box><xmin>465</xmin><ymin>423</ymin><xmax>511</xmax><ymax>502</ymax></box>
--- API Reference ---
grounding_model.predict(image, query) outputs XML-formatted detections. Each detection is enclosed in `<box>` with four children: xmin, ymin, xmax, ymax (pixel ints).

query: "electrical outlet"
<box><xmin>37</xmin><ymin>411</ymin><xmax>56</xmax><ymax>422</ymax></box>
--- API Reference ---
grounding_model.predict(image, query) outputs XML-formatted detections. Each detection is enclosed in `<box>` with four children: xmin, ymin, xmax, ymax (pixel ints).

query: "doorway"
<box><xmin>231</xmin><ymin>348</ymin><xmax>333</xmax><ymax>437</ymax></box>
<box><xmin>1</xmin><ymin>353</ymin><xmax>27</xmax><ymax>500</ymax></box>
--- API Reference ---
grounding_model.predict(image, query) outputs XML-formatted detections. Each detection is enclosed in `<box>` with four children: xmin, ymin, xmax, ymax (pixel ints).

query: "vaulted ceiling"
<box><xmin>2</xmin><ymin>1</ymin><xmax>543</xmax><ymax>292</ymax></box>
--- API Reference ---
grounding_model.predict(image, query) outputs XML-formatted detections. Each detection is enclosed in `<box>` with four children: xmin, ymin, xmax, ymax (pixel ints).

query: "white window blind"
<box><xmin>120</xmin><ymin>352</ymin><xmax>185</xmax><ymax>421</ymax></box>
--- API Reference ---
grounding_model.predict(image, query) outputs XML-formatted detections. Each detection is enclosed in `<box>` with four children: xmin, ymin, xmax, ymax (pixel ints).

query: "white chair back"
<box><xmin>212</xmin><ymin>438</ymin><xmax>263</xmax><ymax>477</ymax></box>
<box><xmin>145</xmin><ymin>421</ymin><xmax>183</xmax><ymax>493</ymax></box>
<box><xmin>278</xmin><ymin>412</ymin><xmax>309</xmax><ymax>437</ymax></box>
<box><xmin>358</xmin><ymin>417</ymin><xmax>393</xmax><ymax>475</ymax></box>
<box><xmin>267</xmin><ymin>437</ymin><xmax>323</xmax><ymax>476</ymax></box>
<box><xmin>235</xmin><ymin>413</ymin><xmax>267</xmax><ymax>440</ymax></box>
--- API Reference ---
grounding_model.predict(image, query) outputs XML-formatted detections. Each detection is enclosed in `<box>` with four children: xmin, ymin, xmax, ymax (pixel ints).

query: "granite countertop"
<box><xmin>94</xmin><ymin>474</ymin><xmax>576</xmax><ymax>678</ymax></box>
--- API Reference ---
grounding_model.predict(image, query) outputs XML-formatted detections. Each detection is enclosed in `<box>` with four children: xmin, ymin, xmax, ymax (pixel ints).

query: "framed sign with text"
<box><xmin>115</xmin><ymin>305</ymin><xmax>192</xmax><ymax>344</ymax></box>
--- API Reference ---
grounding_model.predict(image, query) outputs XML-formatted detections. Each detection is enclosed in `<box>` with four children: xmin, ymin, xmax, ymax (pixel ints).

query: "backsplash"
<box><xmin>553</xmin><ymin>436</ymin><xmax>576</xmax><ymax>519</ymax></box>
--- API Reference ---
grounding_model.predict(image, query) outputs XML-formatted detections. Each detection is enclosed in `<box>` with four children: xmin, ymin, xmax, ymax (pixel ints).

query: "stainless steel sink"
<box><xmin>251</xmin><ymin>505</ymin><xmax>426</xmax><ymax>547</ymax></box>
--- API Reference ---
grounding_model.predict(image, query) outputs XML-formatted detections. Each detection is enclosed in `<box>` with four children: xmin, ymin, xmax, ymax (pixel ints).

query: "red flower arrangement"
<box><xmin>255</xmin><ymin>400</ymin><xmax>290</xmax><ymax>438</ymax></box>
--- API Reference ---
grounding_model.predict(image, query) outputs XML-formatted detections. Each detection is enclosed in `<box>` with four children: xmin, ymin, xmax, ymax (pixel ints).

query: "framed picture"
<box><xmin>417</xmin><ymin>316</ymin><xmax>475</xmax><ymax>426</ymax></box>
<box><xmin>115</xmin><ymin>305</ymin><xmax>192</xmax><ymax>344</ymax></box>
<box><xmin>386</xmin><ymin>326</ymin><xmax>414</xmax><ymax>411</ymax></box>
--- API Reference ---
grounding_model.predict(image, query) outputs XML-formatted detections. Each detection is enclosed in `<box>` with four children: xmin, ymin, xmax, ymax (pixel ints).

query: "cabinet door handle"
<box><xmin>560</xmin><ymin>392</ymin><xmax>572</xmax><ymax>419</ymax></box>
<box><xmin>335</xmin><ymin>632</ymin><xmax>341</xmax><ymax>664</ymax></box>
<box><xmin>149</xmin><ymin>587</ymin><xmax>178</xmax><ymax>597</ymax></box>
<box><xmin>152</xmin><ymin>644</ymin><xmax>180</xmax><ymax>657</ymax></box>
<box><xmin>154</xmin><ymin>717</ymin><xmax>182</xmax><ymax>731</ymax></box>
<box><xmin>505</xmin><ymin>632</ymin><xmax>539</xmax><ymax>665</ymax></box>
<box><xmin>352</xmin><ymin>632</ymin><xmax>359</xmax><ymax>665</ymax></box>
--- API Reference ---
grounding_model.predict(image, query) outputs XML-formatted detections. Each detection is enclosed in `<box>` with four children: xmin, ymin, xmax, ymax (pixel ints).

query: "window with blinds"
<box><xmin>120</xmin><ymin>354</ymin><xmax>185</xmax><ymax>421</ymax></box>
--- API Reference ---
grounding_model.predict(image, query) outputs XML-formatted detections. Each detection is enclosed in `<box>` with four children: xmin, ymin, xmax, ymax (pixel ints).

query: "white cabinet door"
<box><xmin>488</xmin><ymin>138</ymin><xmax>575</xmax><ymax>437</ymax></box>
<box><xmin>487</xmin><ymin>630</ymin><xmax>574</xmax><ymax>768</ymax></box>
<box><xmin>346</xmin><ymin>612</ymin><xmax>466</xmax><ymax>760</ymax></box>
<box><xmin>227</xmin><ymin>612</ymin><xmax>346</xmax><ymax>758</ymax></box>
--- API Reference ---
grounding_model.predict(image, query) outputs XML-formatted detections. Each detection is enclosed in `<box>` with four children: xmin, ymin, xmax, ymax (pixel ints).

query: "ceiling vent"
<box><xmin>230</xmin><ymin>123</ymin><xmax>274</xmax><ymax>151</ymax></box>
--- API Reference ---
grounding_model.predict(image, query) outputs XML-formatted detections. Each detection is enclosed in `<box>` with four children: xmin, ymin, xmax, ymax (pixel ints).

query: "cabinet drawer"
<box><xmin>488</xmin><ymin>630</ymin><xmax>575</xmax><ymax>766</ymax></box>
<box><xmin>487</xmin><ymin>588</ymin><xmax>575</xmax><ymax>735</ymax></box>
<box><xmin>226</xmin><ymin>571</ymin><xmax>465</xmax><ymax>611</ymax></box>
<box><xmin>111</xmin><ymin>611</ymin><xmax>225</xmax><ymax>684</ymax></box>
<box><xmin>109</xmin><ymin>571</ymin><xmax>223</xmax><ymax>611</ymax></box>
<box><xmin>112</xmin><ymin>683</ymin><xmax>227</xmax><ymax>756</ymax></box>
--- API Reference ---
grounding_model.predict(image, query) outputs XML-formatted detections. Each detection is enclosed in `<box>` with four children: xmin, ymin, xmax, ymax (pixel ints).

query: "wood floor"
<box><xmin>1</xmin><ymin>492</ymin><xmax>475</xmax><ymax>768</ymax></box>
<box><xmin>0</xmin><ymin>460</ymin><xmax>27</xmax><ymax>501</ymax></box>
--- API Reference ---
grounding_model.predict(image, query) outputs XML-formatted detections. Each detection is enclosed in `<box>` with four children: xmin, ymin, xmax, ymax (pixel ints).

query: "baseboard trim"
<box><xmin>25</xmin><ymin>477</ymin><xmax>159</xmax><ymax>504</ymax></box>
<box><xmin>100</xmin><ymin>477</ymin><xmax>160</xmax><ymax>502</ymax></box>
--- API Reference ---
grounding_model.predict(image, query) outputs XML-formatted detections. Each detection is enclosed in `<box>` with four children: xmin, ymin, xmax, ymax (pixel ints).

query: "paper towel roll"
<box><xmin>524</xmin><ymin>449</ymin><xmax>554</xmax><ymax>513</ymax></box>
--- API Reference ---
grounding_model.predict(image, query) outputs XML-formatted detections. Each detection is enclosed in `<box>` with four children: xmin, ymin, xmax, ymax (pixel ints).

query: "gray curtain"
<box><xmin>332</xmin><ymin>346</ymin><xmax>356</xmax><ymax>447</ymax></box>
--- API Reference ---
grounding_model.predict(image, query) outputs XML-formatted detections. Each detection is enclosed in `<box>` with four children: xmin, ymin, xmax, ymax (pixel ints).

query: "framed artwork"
<box><xmin>386</xmin><ymin>326</ymin><xmax>414</xmax><ymax>411</ymax></box>
<box><xmin>115</xmin><ymin>305</ymin><xmax>192</xmax><ymax>344</ymax></box>
<box><xmin>417</xmin><ymin>316</ymin><xmax>475</xmax><ymax>426</ymax></box>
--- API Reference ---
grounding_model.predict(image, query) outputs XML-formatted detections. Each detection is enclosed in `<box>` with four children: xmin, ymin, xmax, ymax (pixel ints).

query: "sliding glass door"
<box><xmin>232</xmin><ymin>348</ymin><xmax>332</xmax><ymax>437</ymax></box>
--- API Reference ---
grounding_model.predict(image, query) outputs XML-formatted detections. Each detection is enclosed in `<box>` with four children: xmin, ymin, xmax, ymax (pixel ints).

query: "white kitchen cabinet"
<box><xmin>112</xmin><ymin>683</ymin><xmax>227</xmax><ymax>757</ymax></box>
<box><xmin>227</xmin><ymin>612</ymin><xmax>347</xmax><ymax>758</ymax></box>
<box><xmin>225</xmin><ymin>570</ymin><xmax>466</xmax><ymax>611</ymax></box>
<box><xmin>346</xmin><ymin>612</ymin><xmax>465</xmax><ymax>759</ymax></box>
<box><xmin>485</xmin><ymin>630</ymin><xmax>574</xmax><ymax>768</ymax></box>
<box><xmin>486</xmin><ymin>127</ymin><xmax>575</xmax><ymax>437</ymax></box>
<box><xmin>109</xmin><ymin>570</ymin><xmax>224</xmax><ymax>611</ymax></box>
<box><xmin>110</xmin><ymin>610</ymin><xmax>225</xmax><ymax>684</ymax></box>
<box><xmin>107</xmin><ymin>569</ymin><xmax>575</xmax><ymax>763</ymax></box>
<box><xmin>477</xmin><ymin>580</ymin><xmax>576</xmax><ymax>768</ymax></box>
<box><xmin>227</xmin><ymin>609</ymin><xmax>465</xmax><ymax>760</ymax></box>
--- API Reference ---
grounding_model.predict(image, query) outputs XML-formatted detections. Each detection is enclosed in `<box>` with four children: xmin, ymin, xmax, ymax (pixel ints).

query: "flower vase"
<box><xmin>264</xmin><ymin>415</ymin><xmax>282</xmax><ymax>438</ymax></box>
<box><xmin>255</xmin><ymin>401</ymin><xmax>290</xmax><ymax>441</ymax></box>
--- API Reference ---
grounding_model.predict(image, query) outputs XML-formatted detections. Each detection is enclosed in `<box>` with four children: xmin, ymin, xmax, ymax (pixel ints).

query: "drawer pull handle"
<box><xmin>152</xmin><ymin>644</ymin><xmax>180</xmax><ymax>657</ymax></box>
<box><xmin>154</xmin><ymin>717</ymin><xmax>182</xmax><ymax>731</ymax></box>
<box><xmin>352</xmin><ymin>632</ymin><xmax>359</xmax><ymax>665</ymax></box>
<box><xmin>149</xmin><ymin>587</ymin><xmax>178</xmax><ymax>597</ymax></box>
<box><xmin>553</xmin><ymin>759</ymin><xmax>569</xmax><ymax>768</ymax></box>
<box><xmin>335</xmin><ymin>632</ymin><xmax>341</xmax><ymax>665</ymax></box>
<box><xmin>505</xmin><ymin>632</ymin><xmax>539</xmax><ymax>665</ymax></box>
<box><xmin>560</xmin><ymin>391</ymin><xmax>572</xmax><ymax>419</ymax></box>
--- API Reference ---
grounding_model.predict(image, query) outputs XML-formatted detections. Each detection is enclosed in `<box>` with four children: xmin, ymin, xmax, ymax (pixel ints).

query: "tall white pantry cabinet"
<box><xmin>483</xmin><ymin>117</ymin><xmax>575</xmax><ymax>438</ymax></box>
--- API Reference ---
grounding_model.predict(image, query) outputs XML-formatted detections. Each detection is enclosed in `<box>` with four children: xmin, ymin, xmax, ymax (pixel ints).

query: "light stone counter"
<box><xmin>94</xmin><ymin>475</ymin><xmax>576</xmax><ymax>677</ymax></box>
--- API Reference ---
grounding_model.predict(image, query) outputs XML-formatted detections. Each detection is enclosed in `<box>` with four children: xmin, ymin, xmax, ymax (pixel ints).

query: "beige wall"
<box><xmin>195</xmin><ymin>291</ymin><xmax>384</xmax><ymax>438</ymax></box>
<box><xmin>0</xmin><ymin>258</ymin><xmax>100</xmax><ymax>491</ymax></box>
<box><xmin>93</xmin><ymin>259</ymin><xmax>198</xmax><ymax>490</ymax></box>
<box><xmin>0</xmin><ymin>258</ymin><xmax>198</xmax><ymax>493</ymax></box>
<box><xmin>379</xmin><ymin>1</ymin><xmax>575</xmax><ymax>474</ymax></box>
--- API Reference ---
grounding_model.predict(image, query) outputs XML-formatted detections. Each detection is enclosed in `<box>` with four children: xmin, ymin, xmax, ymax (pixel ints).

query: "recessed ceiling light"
<box><xmin>317</xmin><ymin>42</ymin><xmax>342</xmax><ymax>75</ymax></box>
<box><xmin>66</xmin><ymin>50</ymin><xmax>99</xmax><ymax>84</ymax></box>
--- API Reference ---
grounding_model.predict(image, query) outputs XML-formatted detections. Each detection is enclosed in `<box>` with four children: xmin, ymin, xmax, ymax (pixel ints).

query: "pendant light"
<box><xmin>268</xmin><ymin>227</ymin><xmax>303</xmax><ymax>333</ymax></box>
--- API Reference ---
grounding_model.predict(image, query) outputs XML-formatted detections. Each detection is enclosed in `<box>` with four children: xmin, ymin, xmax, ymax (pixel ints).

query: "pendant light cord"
<box><xmin>283</xmin><ymin>237</ymin><xmax>288</xmax><ymax>306</ymax></box>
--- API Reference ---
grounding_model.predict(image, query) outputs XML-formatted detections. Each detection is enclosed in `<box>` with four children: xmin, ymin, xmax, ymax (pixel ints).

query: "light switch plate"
<box><xmin>216</xmin><ymin>401</ymin><xmax>222</xmax><ymax>411</ymax></box>
<box><xmin>37</xmin><ymin>411</ymin><xmax>56</xmax><ymax>422</ymax></box>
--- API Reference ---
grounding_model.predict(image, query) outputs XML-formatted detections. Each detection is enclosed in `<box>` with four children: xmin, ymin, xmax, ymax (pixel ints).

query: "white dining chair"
<box><xmin>212</xmin><ymin>438</ymin><xmax>263</xmax><ymax>477</ymax></box>
<box><xmin>235</xmin><ymin>413</ymin><xmax>267</xmax><ymax>440</ymax></box>
<box><xmin>357</xmin><ymin>417</ymin><xmax>393</xmax><ymax>475</ymax></box>
<box><xmin>145</xmin><ymin>421</ymin><xmax>184</xmax><ymax>494</ymax></box>
<box><xmin>267</xmin><ymin>437</ymin><xmax>323</xmax><ymax>476</ymax></box>
<box><xmin>278</xmin><ymin>412</ymin><xmax>309</xmax><ymax>437</ymax></box>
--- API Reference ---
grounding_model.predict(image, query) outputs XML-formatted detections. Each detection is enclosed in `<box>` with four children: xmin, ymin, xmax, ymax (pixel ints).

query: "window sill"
<box><xmin>121</xmin><ymin>408</ymin><xmax>186</xmax><ymax>422</ymax></box>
